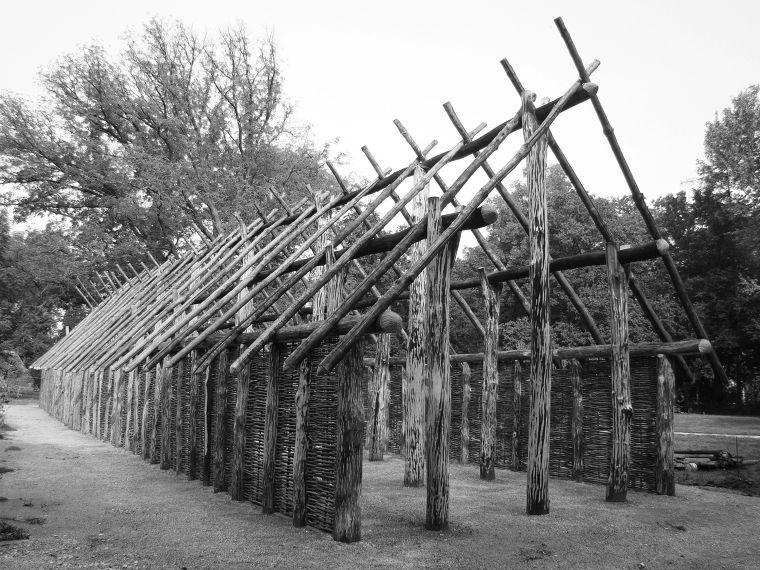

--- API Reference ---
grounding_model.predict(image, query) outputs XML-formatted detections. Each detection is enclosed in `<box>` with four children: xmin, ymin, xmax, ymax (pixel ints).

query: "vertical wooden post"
<box><xmin>479</xmin><ymin>267</ymin><xmax>502</xmax><ymax>480</ymax></box>
<box><xmin>160</xmin><ymin>365</ymin><xmax>174</xmax><ymax>469</ymax></box>
<box><xmin>655</xmin><ymin>354</ymin><xmax>675</xmax><ymax>496</ymax></box>
<box><xmin>318</xmin><ymin>242</ymin><xmax>364</xmax><ymax>542</ymax></box>
<box><xmin>293</xmin><ymin>354</ymin><xmax>311</xmax><ymax>526</ymax></box>
<box><xmin>83</xmin><ymin>370</ymin><xmax>91</xmax><ymax>435</ymax></box>
<box><xmin>150</xmin><ymin>364</ymin><xmax>168</xmax><ymax>464</ymax></box>
<box><xmin>175</xmin><ymin>360</ymin><xmax>184</xmax><ymax>473</ymax></box>
<box><xmin>230</xmin><ymin>357</ymin><xmax>249</xmax><ymax>500</ymax></box>
<box><xmin>113</xmin><ymin>370</ymin><xmax>124</xmax><ymax>446</ymax></box>
<box><xmin>188</xmin><ymin>351</ymin><xmax>201</xmax><ymax>480</ymax></box>
<box><xmin>293</xmin><ymin>198</ymin><xmax>328</xmax><ymax>527</ymax></box>
<box><xmin>570</xmin><ymin>359</ymin><xmax>584</xmax><ymax>482</ymax></box>
<box><xmin>367</xmin><ymin>334</ymin><xmax>391</xmax><ymax>461</ymax></box>
<box><xmin>511</xmin><ymin>361</ymin><xmax>522</xmax><ymax>471</ymax></box>
<box><xmin>404</xmin><ymin>165</ymin><xmax>429</xmax><ymax>487</ymax></box>
<box><xmin>201</xmin><ymin>364</ymin><xmax>212</xmax><ymax>486</ymax></box>
<box><xmin>606</xmin><ymin>242</ymin><xmax>632</xmax><ymax>502</ymax></box>
<box><xmin>140</xmin><ymin>370</ymin><xmax>151</xmax><ymax>459</ymax></box>
<box><xmin>524</xmin><ymin>91</ymin><xmax>552</xmax><ymax>516</ymax></box>
<box><xmin>213</xmin><ymin>349</ymin><xmax>230</xmax><ymax>492</ymax></box>
<box><xmin>103</xmin><ymin>369</ymin><xmax>112</xmax><ymax>441</ymax></box>
<box><xmin>132</xmin><ymin>370</ymin><xmax>140</xmax><ymax>453</ymax></box>
<box><xmin>231</xmin><ymin>221</ymin><xmax>258</xmax><ymax>500</ymax></box>
<box><xmin>125</xmin><ymin>370</ymin><xmax>134</xmax><ymax>449</ymax></box>
<box><xmin>94</xmin><ymin>370</ymin><xmax>102</xmax><ymax>439</ymax></box>
<box><xmin>460</xmin><ymin>362</ymin><xmax>471</xmax><ymax>464</ymax></box>
<box><xmin>424</xmin><ymin>196</ymin><xmax>456</xmax><ymax>531</ymax></box>
<box><xmin>262</xmin><ymin>343</ymin><xmax>280</xmax><ymax>514</ymax></box>
<box><xmin>334</xmin><ymin>338</ymin><xmax>365</xmax><ymax>543</ymax></box>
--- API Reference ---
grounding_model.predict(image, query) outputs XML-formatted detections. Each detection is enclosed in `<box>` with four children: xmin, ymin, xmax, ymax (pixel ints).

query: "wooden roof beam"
<box><xmin>554</xmin><ymin>17</ymin><xmax>728</xmax><ymax>386</ymax></box>
<box><xmin>311</xmin><ymin>66</ymin><xmax>599</xmax><ymax>374</ymax></box>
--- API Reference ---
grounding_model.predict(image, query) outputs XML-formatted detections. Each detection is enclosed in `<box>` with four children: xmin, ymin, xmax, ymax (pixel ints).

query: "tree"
<box><xmin>0</xmin><ymin>209</ymin><xmax>81</xmax><ymax>363</ymax></box>
<box><xmin>0</xmin><ymin>19</ymin><xmax>331</xmax><ymax>261</ymax></box>
<box><xmin>453</xmin><ymin>165</ymin><xmax>683</xmax><ymax>354</ymax></box>
<box><xmin>657</xmin><ymin>85</ymin><xmax>760</xmax><ymax>411</ymax></box>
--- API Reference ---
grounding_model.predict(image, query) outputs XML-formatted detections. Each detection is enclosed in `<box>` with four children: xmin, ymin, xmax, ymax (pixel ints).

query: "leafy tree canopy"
<box><xmin>0</xmin><ymin>19</ymin><xmax>332</xmax><ymax>261</ymax></box>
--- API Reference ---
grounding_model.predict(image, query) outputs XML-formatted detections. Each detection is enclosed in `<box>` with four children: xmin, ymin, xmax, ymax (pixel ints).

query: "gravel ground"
<box><xmin>1</xmin><ymin>399</ymin><xmax>759</xmax><ymax>569</ymax></box>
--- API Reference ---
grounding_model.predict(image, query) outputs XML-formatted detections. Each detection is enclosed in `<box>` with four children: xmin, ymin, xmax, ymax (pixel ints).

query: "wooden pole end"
<box><xmin>480</xmin><ymin>205</ymin><xmax>499</xmax><ymax>226</ymax></box>
<box><xmin>656</xmin><ymin>239</ymin><xmax>670</xmax><ymax>256</ymax></box>
<box><xmin>376</xmin><ymin>310</ymin><xmax>403</xmax><ymax>334</ymax></box>
<box><xmin>583</xmin><ymin>82</ymin><xmax>599</xmax><ymax>97</ymax></box>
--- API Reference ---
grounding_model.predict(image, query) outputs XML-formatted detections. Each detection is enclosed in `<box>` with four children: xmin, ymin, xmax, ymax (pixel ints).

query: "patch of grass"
<box><xmin>675</xmin><ymin>434</ymin><xmax>760</xmax><ymax>460</ymax></box>
<box><xmin>675</xmin><ymin>414</ymin><xmax>760</xmax><ymax>436</ymax></box>
<box><xmin>0</xmin><ymin>521</ymin><xmax>29</xmax><ymax>541</ymax></box>
<box><xmin>4</xmin><ymin>445</ymin><xmax>21</xmax><ymax>451</ymax></box>
<box><xmin>0</xmin><ymin>466</ymin><xmax>14</xmax><ymax>474</ymax></box>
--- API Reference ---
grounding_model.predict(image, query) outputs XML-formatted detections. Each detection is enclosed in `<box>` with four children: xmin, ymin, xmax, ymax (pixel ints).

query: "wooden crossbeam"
<box><xmin>307</xmin><ymin>68</ymin><xmax>599</xmax><ymax>374</ymax></box>
<box><xmin>500</xmin><ymin>55</ymin><xmax>697</xmax><ymax>385</ymax></box>
<box><xmin>554</xmin><ymin>16</ymin><xmax>728</xmax><ymax>386</ymax></box>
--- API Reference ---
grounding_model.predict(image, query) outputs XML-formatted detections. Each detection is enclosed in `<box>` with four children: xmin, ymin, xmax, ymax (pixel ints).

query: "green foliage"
<box><xmin>455</xmin><ymin>165</ymin><xmax>684</xmax><ymax>355</ymax></box>
<box><xmin>655</xmin><ymin>85</ymin><xmax>760</xmax><ymax>411</ymax></box>
<box><xmin>0</xmin><ymin>209</ymin><xmax>80</xmax><ymax>363</ymax></box>
<box><xmin>0</xmin><ymin>19</ymin><xmax>333</xmax><ymax>260</ymax></box>
<box><xmin>0</xmin><ymin>19</ymin><xmax>340</xmax><ymax>362</ymax></box>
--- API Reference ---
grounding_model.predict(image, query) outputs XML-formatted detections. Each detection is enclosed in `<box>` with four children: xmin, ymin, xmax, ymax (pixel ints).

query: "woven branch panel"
<box><xmin>37</xmin><ymin>341</ymin><xmax>339</xmax><ymax>536</ymax></box>
<box><xmin>386</xmin><ymin>356</ymin><xmax>659</xmax><ymax>491</ymax></box>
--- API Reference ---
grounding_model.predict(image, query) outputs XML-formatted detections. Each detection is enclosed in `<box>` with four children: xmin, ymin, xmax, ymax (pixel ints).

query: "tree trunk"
<box><xmin>404</xmin><ymin>165</ymin><xmax>430</xmax><ymax>487</ymax></box>
<box><xmin>160</xmin><ymin>364</ymin><xmax>174</xmax><ymax>469</ymax></box>
<box><xmin>511</xmin><ymin>361</ymin><xmax>522</xmax><ymax>471</ymax></box>
<box><xmin>367</xmin><ymin>334</ymin><xmax>391</xmax><ymax>461</ymax></box>
<box><xmin>175</xmin><ymin>361</ymin><xmax>184</xmax><ymax>473</ymax></box>
<box><xmin>333</xmin><ymin>340</ymin><xmax>365</xmax><ymax>543</ymax></box>
<box><xmin>570</xmin><ymin>359</ymin><xmax>583</xmax><ymax>482</ymax></box>
<box><xmin>125</xmin><ymin>370</ymin><xmax>134</xmax><ymax>447</ymax></box>
<box><xmin>262</xmin><ymin>343</ymin><xmax>280</xmax><ymax>515</ymax></box>
<box><xmin>213</xmin><ymin>349</ymin><xmax>230</xmax><ymax>492</ymax></box>
<box><xmin>655</xmin><ymin>354</ymin><xmax>675</xmax><ymax>496</ymax></box>
<box><xmin>479</xmin><ymin>267</ymin><xmax>502</xmax><ymax>480</ymax></box>
<box><xmin>424</xmin><ymin>197</ymin><xmax>456</xmax><ymax>531</ymax></box>
<box><xmin>460</xmin><ymin>362</ymin><xmax>471</xmax><ymax>464</ymax></box>
<box><xmin>188</xmin><ymin>351</ymin><xmax>201</xmax><ymax>480</ymax></box>
<box><xmin>293</xmin><ymin>356</ymin><xmax>311</xmax><ymax>527</ymax></box>
<box><xmin>230</xmin><ymin>359</ymin><xmax>249</xmax><ymax>501</ymax></box>
<box><xmin>606</xmin><ymin>243</ymin><xmax>632</xmax><ymax>502</ymax></box>
<box><xmin>524</xmin><ymin>92</ymin><xmax>552</xmax><ymax>516</ymax></box>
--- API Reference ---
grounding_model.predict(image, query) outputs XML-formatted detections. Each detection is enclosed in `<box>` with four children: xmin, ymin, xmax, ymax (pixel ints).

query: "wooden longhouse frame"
<box><xmin>34</xmin><ymin>19</ymin><xmax>717</xmax><ymax>542</ymax></box>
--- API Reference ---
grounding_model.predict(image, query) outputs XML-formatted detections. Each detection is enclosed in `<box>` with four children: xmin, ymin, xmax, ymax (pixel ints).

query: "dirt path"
<box><xmin>2</xmin><ymin>399</ymin><xmax>760</xmax><ymax>569</ymax></box>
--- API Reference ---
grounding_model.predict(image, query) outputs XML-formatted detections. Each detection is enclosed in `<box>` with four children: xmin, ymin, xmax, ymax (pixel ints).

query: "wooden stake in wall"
<box><xmin>460</xmin><ymin>362</ymin><xmax>471</xmax><ymax>464</ymax></box>
<box><xmin>334</xmin><ymin>337</ymin><xmax>365</xmax><ymax>542</ymax></box>
<box><xmin>160</xmin><ymin>366</ymin><xmax>174</xmax><ymax>470</ymax></box>
<box><xmin>479</xmin><ymin>267</ymin><xmax>502</xmax><ymax>480</ymax></box>
<box><xmin>424</xmin><ymin>197</ymin><xmax>457</xmax><ymax>531</ymax></box>
<box><xmin>262</xmin><ymin>343</ymin><xmax>280</xmax><ymax>514</ymax></box>
<box><xmin>367</xmin><ymin>334</ymin><xmax>391</xmax><ymax>461</ymax></box>
<box><xmin>511</xmin><ymin>361</ymin><xmax>522</xmax><ymax>471</ymax></box>
<box><xmin>328</xmin><ymin>242</ymin><xmax>363</xmax><ymax>543</ymax></box>
<box><xmin>606</xmin><ymin>242</ymin><xmax>632</xmax><ymax>502</ymax></box>
<box><xmin>655</xmin><ymin>354</ymin><xmax>675</xmax><ymax>496</ymax></box>
<box><xmin>570</xmin><ymin>359</ymin><xmax>584</xmax><ymax>482</ymax></box>
<box><xmin>403</xmin><ymin>165</ymin><xmax>430</xmax><ymax>487</ymax></box>
<box><xmin>188</xmin><ymin>352</ymin><xmax>201</xmax><ymax>480</ymax></box>
<box><xmin>293</xmin><ymin>213</ymin><xmax>334</xmax><ymax>527</ymax></box>
<box><xmin>524</xmin><ymin>91</ymin><xmax>552</xmax><ymax>516</ymax></box>
<box><xmin>213</xmin><ymin>349</ymin><xmax>230</xmax><ymax>493</ymax></box>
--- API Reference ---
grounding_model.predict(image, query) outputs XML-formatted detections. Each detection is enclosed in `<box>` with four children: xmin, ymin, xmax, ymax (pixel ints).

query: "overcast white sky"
<box><xmin>1</xmin><ymin>1</ymin><xmax>759</xmax><ymax>235</ymax></box>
